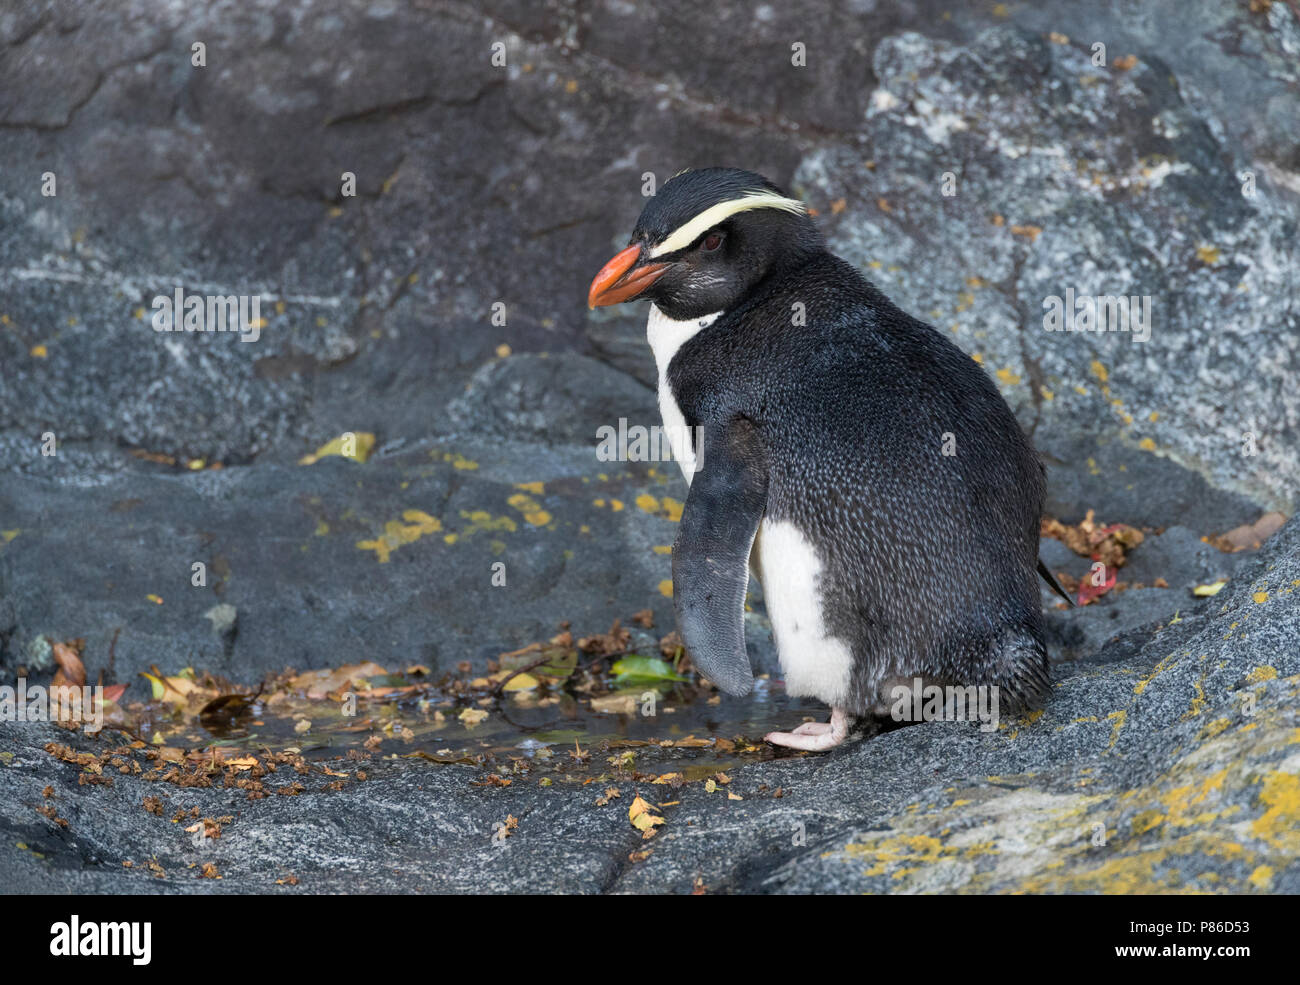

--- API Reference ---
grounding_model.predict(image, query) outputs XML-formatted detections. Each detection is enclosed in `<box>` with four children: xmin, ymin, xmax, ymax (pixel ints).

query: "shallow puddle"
<box><xmin>117</xmin><ymin>663</ymin><xmax>822</xmax><ymax>781</ymax></box>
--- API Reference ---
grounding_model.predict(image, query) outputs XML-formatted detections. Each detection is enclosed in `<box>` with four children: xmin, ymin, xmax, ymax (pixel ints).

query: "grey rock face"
<box><xmin>796</xmin><ymin>27</ymin><xmax>1298</xmax><ymax>515</ymax></box>
<box><xmin>1</xmin><ymin>515</ymin><xmax>1295</xmax><ymax>894</ymax></box>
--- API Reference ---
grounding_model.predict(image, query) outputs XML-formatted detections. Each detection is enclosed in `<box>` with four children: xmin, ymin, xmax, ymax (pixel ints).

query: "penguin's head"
<box><xmin>588</xmin><ymin>167</ymin><xmax>822</xmax><ymax>320</ymax></box>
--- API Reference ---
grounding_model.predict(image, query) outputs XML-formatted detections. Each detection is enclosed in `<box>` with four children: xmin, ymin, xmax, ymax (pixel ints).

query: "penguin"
<box><xmin>587</xmin><ymin>167</ymin><xmax>1068</xmax><ymax>751</ymax></box>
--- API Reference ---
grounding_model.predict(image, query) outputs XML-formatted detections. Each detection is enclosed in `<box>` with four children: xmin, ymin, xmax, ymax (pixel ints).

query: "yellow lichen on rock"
<box><xmin>356</xmin><ymin>509</ymin><xmax>442</xmax><ymax>563</ymax></box>
<box><xmin>299</xmin><ymin>431</ymin><xmax>376</xmax><ymax>465</ymax></box>
<box><xmin>507</xmin><ymin>492</ymin><xmax>551</xmax><ymax>526</ymax></box>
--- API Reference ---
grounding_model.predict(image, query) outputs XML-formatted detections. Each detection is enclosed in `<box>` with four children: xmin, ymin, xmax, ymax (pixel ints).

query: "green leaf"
<box><xmin>140</xmin><ymin>672</ymin><xmax>166</xmax><ymax>700</ymax></box>
<box><xmin>610</xmin><ymin>655</ymin><xmax>688</xmax><ymax>684</ymax></box>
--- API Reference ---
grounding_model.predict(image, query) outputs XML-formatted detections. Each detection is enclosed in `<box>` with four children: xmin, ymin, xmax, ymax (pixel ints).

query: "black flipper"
<box><xmin>672</xmin><ymin>416</ymin><xmax>769</xmax><ymax>696</ymax></box>
<box><xmin>1038</xmin><ymin>558</ymin><xmax>1075</xmax><ymax>607</ymax></box>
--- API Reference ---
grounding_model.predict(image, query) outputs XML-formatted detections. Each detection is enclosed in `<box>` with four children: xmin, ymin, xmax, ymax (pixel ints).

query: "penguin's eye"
<box><xmin>701</xmin><ymin>231</ymin><xmax>724</xmax><ymax>252</ymax></box>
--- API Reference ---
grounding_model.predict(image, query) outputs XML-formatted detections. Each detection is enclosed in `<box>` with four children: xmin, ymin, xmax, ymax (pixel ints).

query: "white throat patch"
<box><xmin>647</xmin><ymin>304</ymin><xmax>722</xmax><ymax>483</ymax></box>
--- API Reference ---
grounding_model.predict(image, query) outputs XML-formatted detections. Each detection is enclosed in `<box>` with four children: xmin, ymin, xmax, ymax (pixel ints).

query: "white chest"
<box><xmin>646</xmin><ymin>304</ymin><xmax>722</xmax><ymax>484</ymax></box>
<box><xmin>755</xmin><ymin>519</ymin><xmax>855</xmax><ymax>707</ymax></box>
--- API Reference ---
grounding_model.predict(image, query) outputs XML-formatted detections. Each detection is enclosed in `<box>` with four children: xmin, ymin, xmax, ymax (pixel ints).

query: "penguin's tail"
<box><xmin>990</xmin><ymin>631</ymin><xmax>1052</xmax><ymax>714</ymax></box>
<box><xmin>1038</xmin><ymin>558</ymin><xmax>1075</xmax><ymax>607</ymax></box>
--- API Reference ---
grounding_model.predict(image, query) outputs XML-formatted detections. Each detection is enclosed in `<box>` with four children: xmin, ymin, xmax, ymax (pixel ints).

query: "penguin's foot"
<box><xmin>765</xmin><ymin>707</ymin><xmax>851</xmax><ymax>751</ymax></box>
<box><xmin>790</xmin><ymin>721</ymin><xmax>832</xmax><ymax>735</ymax></box>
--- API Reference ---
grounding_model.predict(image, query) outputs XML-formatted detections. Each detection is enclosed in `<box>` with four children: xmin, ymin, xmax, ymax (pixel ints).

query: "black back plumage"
<box><xmin>668</xmin><ymin>250</ymin><xmax>1051</xmax><ymax>714</ymax></box>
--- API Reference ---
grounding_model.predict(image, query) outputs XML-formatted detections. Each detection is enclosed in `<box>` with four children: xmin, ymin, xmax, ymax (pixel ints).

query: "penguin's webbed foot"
<box><xmin>790</xmin><ymin>721</ymin><xmax>832</xmax><ymax>735</ymax></box>
<box><xmin>765</xmin><ymin>707</ymin><xmax>851</xmax><ymax>752</ymax></box>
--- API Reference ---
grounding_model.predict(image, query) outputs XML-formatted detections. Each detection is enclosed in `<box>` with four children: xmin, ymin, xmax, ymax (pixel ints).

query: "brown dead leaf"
<box><xmin>185</xmin><ymin>818</ymin><xmax>222</xmax><ymax>840</ymax></box>
<box><xmin>1207</xmin><ymin>512</ymin><xmax>1286</xmax><ymax>553</ymax></box>
<box><xmin>288</xmin><ymin>661</ymin><xmax>388</xmax><ymax>699</ymax></box>
<box><xmin>664</xmin><ymin>735</ymin><xmax>712</xmax><ymax>748</ymax></box>
<box><xmin>51</xmin><ymin>640</ymin><xmax>86</xmax><ymax>689</ymax></box>
<box><xmin>657</xmin><ymin>630</ymin><xmax>685</xmax><ymax>659</ymax></box>
<box><xmin>577</xmin><ymin>619</ymin><xmax>631</xmax><ymax>657</ymax></box>
<box><xmin>1041</xmin><ymin>510</ymin><xmax>1144</xmax><ymax>568</ymax></box>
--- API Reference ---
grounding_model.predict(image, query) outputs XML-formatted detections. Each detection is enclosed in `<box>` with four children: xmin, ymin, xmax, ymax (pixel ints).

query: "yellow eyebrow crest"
<box><xmin>648</xmin><ymin>191</ymin><xmax>807</xmax><ymax>258</ymax></box>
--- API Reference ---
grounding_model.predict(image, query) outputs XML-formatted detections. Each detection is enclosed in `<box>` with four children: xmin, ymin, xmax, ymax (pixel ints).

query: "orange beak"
<box><xmin>587</xmin><ymin>245</ymin><xmax>669</xmax><ymax>309</ymax></box>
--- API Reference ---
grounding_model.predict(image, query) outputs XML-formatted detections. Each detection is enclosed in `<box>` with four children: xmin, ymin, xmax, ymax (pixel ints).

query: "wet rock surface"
<box><xmin>1</xmin><ymin>0</ymin><xmax>1297</xmax><ymax>892</ymax></box>
<box><xmin>2</xmin><ymin>519</ymin><xmax>1295</xmax><ymax>894</ymax></box>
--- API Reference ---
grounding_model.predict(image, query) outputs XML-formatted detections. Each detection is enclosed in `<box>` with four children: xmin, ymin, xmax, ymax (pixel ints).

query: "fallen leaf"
<box><xmin>502</xmin><ymin>672</ymin><xmax>539</xmax><ymax>692</ymax></box>
<box><xmin>198</xmin><ymin>693</ymin><xmax>259</xmax><ymax>729</ymax></box>
<box><xmin>458</xmin><ymin>708</ymin><xmax>489</xmax><ymax>727</ymax></box>
<box><xmin>610</xmin><ymin>655</ymin><xmax>687</xmax><ymax>684</ymax></box>
<box><xmin>51</xmin><ymin>641</ymin><xmax>86</xmax><ymax>689</ymax></box>
<box><xmin>590</xmin><ymin>693</ymin><xmax>638</xmax><ymax>715</ymax></box>
<box><xmin>288</xmin><ymin>662</ymin><xmax>388</xmax><ymax>699</ymax></box>
<box><xmin>1077</xmin><ymin>566</ymin><xmax>1118</xmax><ymax>605</ymax></box>
<box><xmin>298</xmin><ymin>431</ymin><xmax>376</xmax><ymax>465</ymax></box>
<box><xmin>1207</xmin><ymin>512</ymin><xmax>1286</xmax><ymax>553</ymax></box>
<box><xmin>577</xmin><ymin>619</ymin><xmax>631</xmax><ymax>657</ymax></box>
<box><xmin>628</xmin><ymin>796</ymin><xmax>665</xmax><ymax>838</ymax></box>
<box><xmin>101</xmin><ymin>684</ymin><xmax>128</xmax><ymax>704</ymax></box>
<box><xmin>139</xmin><ymin>669</ymin><xmax>212</xmax><ymax>706</ymax></box>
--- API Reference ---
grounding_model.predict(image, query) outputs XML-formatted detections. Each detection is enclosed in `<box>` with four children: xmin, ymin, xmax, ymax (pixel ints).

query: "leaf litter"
<box><xmin>33</xmin><ymin>611</ymin><xmax>809</xmax><ymax>839</ymax></box>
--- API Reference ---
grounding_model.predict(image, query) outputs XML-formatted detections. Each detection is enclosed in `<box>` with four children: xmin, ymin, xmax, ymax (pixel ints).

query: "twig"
<box><xmin>491</xmin><ymin>652</ymin><xmax>560</xmax><ymax>696</ymax></box>
<box><xmin>107</xmin><ymin>626</ymin><xmax>120</xmax><ymax>678</ymax></box>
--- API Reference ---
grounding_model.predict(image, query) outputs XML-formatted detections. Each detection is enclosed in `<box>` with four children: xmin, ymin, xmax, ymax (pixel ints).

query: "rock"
<box><xmin>796</xmin><ymin>26</ymin><xmax>1299</xmax><ymax>518</ymax></box>
<box><xmin>1040</xmin><ymin>525</ymin><xmax>1258</xmax><ymax>663</ymax></box>
<box><xmin>449</xmin><ymin>353</ymin><xmax>658</xmax><ymax>447</ymax></box>
<box><xmin>2</xmin><ymin>517</ymin><xmax>1294</xmax><ymax>893</ymax></box>
<box><xmin>0</xmin><ymin>447</ymin><xmax>689</xmax><ymax>692</ymax></box>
